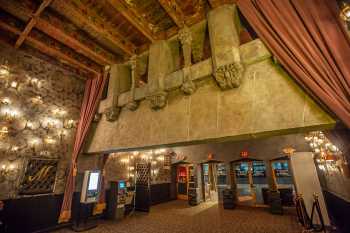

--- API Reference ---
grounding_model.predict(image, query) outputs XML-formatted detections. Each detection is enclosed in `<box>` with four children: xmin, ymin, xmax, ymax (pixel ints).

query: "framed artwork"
<box><xmin>19</xmin><ymin>158</ymin><xmax>59</xmax><ymax>195</ymax></box>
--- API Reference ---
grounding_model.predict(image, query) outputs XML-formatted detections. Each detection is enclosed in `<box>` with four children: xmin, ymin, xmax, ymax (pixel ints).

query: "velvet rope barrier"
<box><xmin>58</xmin><ymin>68</ymin><xmax>109</xmax><ymax>223</ymax></box>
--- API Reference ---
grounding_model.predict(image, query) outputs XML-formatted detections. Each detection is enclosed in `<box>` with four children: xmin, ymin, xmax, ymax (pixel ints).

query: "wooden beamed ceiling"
<box><xmin>0</xmin><ymin>0</ymin><xmax>228</xmax><ymax>77</ymax></box>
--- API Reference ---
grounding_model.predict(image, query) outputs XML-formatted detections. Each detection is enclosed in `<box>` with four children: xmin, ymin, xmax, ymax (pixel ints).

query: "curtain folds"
<box><xmin>93</xmin><ymin>154</ymin><xmax>109</xmax><ymax>215</ymax></box>
<box><xmin>237</xmin><ymin>0</ymin><xmax>350</xmax><ymax>128</ymax></box>
<box><xmin>58</xmin><ymin>71</ymin><xmax>108</xmax><ymax>223</ymax></box>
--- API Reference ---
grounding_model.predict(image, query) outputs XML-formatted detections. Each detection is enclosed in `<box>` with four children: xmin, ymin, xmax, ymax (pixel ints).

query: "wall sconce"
<box><xmin>0</xmin><ymin>97</ymin><xmax>11</xmax><ymax>105</ymax></box>
<box><xmin>340</xmin><ymin>2</ymin><xmax>350</xmax><ymax>21</ymax></box>
<box><xmin>63</xmin><ymin>119</ymin><xmax>75</xmax><ymax>129</ymax></box>
<box><xmin>0</xmin><ymin>61</ymin><xmax>10</xmax><ymax>77</ymax></box>
<box><xmin>52</xmin><ymin>108</ymin><xmax>67</xmax><ymax>117</ymax></box>
<box><xmin>0</xmin><ymin>126</ymin><xmax>8</xmax><ymax>139</ymax></box>
<box><xmin>0</xmin><ymin>162</ymin><xmax>19</xmax><ymax>182</ymax></box>
<box><xmin>0</xmin><ymin>107</ymin><xmax>20</xmax><ymax>121</ymax></box>
<box><xmin>44</xmin><ymin>136</ymin><xmax>56</xmax><ymax>144</ymax></box>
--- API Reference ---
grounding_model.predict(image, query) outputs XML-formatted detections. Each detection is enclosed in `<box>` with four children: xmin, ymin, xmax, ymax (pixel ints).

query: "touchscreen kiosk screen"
<box><xmin>88</xmin><ymin>172</ymin><xmax>99</xmax><ymax>191</ymax></box>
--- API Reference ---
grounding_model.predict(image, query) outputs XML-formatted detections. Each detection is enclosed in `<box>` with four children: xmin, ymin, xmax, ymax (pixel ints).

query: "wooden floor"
<box><xmin>55</xmin><ymin>200</ymin><xmax>302</xmax><ymax>233</ymax></box>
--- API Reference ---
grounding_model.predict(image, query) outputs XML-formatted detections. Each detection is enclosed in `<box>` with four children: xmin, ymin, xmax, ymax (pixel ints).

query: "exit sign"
<box><xmin>240</xmin><ymin>151</ymin><xmax>249</xmax><ymax>158</ymax></box>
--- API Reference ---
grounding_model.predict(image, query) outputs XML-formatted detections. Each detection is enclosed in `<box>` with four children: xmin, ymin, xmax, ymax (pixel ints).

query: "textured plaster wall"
<box><xmin>0</xmin><ymin>44</ymin><xmax>85</xmax><ymax>199</ymax></box>
<box><xmin>86</xmin><ymin>59</ymin><xmax>335</xmax><ymax>154</ymax></box>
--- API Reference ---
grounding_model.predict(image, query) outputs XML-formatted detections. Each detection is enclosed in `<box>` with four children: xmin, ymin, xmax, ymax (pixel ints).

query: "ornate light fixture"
<box><xmin>340</xmin><ymin>2</ymin><xmax>350</xmax><ymax>21</ymax></box>
<box><xmin>0</xmin><ymin>60</ymin><xmax>10</xmax><ymax>77</ymax></box>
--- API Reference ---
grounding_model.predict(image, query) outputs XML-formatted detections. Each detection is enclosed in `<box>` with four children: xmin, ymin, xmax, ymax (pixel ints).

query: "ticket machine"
<box><xmin>81</xmin><ymin>170</ymin><xmax>102</xmax><ymax>203</ymax></box>
<box><xmin>106</xmin><ymin>180</ymin><xmax>128</xmax><ymax>220</ymax></box>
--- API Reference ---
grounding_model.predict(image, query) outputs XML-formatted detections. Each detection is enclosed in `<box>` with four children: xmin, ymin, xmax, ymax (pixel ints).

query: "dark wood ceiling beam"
<box><xmin>0</xmin><ymin>20</ymin><xmax>100</xmax><ymax>76</ymax></box>
<box><xmin>50</xmin><ymin>0</ymin><xmax>136</xmax><ymax>56</ymax></box>
<box><xmin>107</xmin><ymin>0</ymin><xmax>156</xmax><ymax>42</ymax></box>
<box><xmin>0</xmin><ymin>0</ymin><xmax>118</xmax><ymax>66</ymax></box>
<box><xmin>158</xmin><ymin>0</ymin><xmax>185</xmax><ymax>28</ymax></box>
<box><xmin>15</xmin><ymin>0</ymin><xmax>52</xmax><ymax>49</ymax></box>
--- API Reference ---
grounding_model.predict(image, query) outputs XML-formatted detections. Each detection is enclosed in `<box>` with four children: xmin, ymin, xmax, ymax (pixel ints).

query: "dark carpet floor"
<box><xmin>55</xmin><ymin>200</ymin><xmax>302</xmax><ymax>233</ymax></box>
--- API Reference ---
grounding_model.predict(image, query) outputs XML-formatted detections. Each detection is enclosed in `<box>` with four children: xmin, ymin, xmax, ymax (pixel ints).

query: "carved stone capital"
<box><xmin>125</xmin><ymin>100</ymin><xmax>139</xmax><ymax>111</ymax></box>
<box><xmin>181</xmin><ymin>67</ymin><xmax>196</xmax><ymax>95</ymax></box>
<box><xmin>178</xmin><ymin>26</ymin><xmax>192</xmax><ymax>46</ymax></box>
<box><xmin>104</xmin><ymin>106</ymin><xmax>120</xmax><ymax>122</ymax></box>
<box><xmin>148</xmin><ymin>91</ymin><xmax>167</xmax><ymax>110</ymax></box>
<box><xmin>214</xmin><ymin>62</ymin><xmax>244</xmax><ymax>90</ymax></box>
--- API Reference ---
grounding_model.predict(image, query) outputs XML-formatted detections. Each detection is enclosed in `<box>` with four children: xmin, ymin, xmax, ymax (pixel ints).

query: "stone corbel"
<box><xmin>148</xmin><ymin>91</ymin><xmax>167</xmax><ymax>110</ymax></box>
<box><xmin>214</xmin><ymin>62</ymin><xmax>244</xmax><ymax>90</ymax></box>
<box><xmin>181</xmin><ymin>67</ymin><xmax>196</xmax><ymax>95</ymax></box>
<box><xmin>104</xmin><ymin>106</ymin><xmax>120</xmax><ymax>122</ymax></box>
<box><xmin>126</xmin><ymin>55</ymin><xmax>139</xmax><ymax>111</ymax></box>
<box><xmin>208</xmin><ymin>5</ymin><xmax>245</xmax><ymax>90</ymax></box>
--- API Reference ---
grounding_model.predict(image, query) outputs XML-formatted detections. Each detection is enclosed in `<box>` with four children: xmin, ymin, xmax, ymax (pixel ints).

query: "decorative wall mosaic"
<box><xmin>19</xmin><ymin>158</ymin><xmax>58</xmax><ymax>195</ymax></box>
<box><xmin>0</xmin><ymin>44</ymin><xmax>85</xmax><ymax>199</ymax></box>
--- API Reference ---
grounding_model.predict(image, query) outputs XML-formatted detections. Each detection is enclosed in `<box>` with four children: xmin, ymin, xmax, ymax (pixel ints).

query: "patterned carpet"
<box><xmin>55</xmin><ymin>200</ymin><xmax>302</xmax><ymax>233</ymax></box>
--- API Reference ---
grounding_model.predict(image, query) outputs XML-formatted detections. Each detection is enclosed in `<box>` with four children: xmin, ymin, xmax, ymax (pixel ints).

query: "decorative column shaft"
<box><xmin>147</xmin><ymin>40</ymin><xmax>174</xmax><ymax>110</ymax></box>
<box><xmin>126</xmin><ymin>55</ymin><xmax>139</xmax><ymax>111</ymax></box>
<box><xmin>179</xmin><ymin>26</ymin><xmax>196</xmax><ymax>95</ymax></box>
<box><xmin>208</xmin><ymin>4</ymin><xmax>244</xmax><ymax>90</ymax></box>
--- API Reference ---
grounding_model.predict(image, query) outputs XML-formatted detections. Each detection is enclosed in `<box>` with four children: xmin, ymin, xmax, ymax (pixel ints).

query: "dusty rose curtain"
<box><xmin>237</xmin><ymin>0</ymin><xmax>350</xmax><ymax>128</ymax></box>
<box><xmin>58</xmin><ymin>71</ymin><xmax>108</xmax><ymax>223</ymax></box>
<box><xmin>93</xmin><ymin>154</ymin><xmax>109</xmax><ymax>215</ymax></box>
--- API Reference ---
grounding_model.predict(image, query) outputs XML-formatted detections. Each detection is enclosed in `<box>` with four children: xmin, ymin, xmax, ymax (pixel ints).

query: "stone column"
<box><xmin>147</xmin><ymin>40</ymin><xmax>174</xmax><ymax>110</ymax></box>
<box><xmin>103</xmin><ymin>64</ymin><xmax>131</xmax><ymax>121</ymax></box>
<box><xmin>208</xmin><ymin>4</ymin><xmax>244</xmax><ymax>90</ymax></box>
<box><xmin>179</xmin><ymin>26</ymin><xmax>196</xmax><ymax>95</ymax></box>
<box><xmin>126</xmin><ymin>55</ymin><xmax>139</xmax><ymax>111</ymax></box>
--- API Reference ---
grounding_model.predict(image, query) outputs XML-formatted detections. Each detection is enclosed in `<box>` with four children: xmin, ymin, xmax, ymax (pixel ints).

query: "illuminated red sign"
<box><xmin>240</xmin><ymin>150</ymin><xmax>249</xmax><ymax>158</ymax></box>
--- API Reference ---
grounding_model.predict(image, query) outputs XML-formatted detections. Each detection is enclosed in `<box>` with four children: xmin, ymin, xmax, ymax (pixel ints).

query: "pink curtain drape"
<box><xmin>237</xmin><ymin>0</ymin><xmax>350</xmax><ymax>128</ymax></box>
<box><xmin>58</xmin><ymin>71</ymin><xmax>108</xmax><ymax>223</ymax></box>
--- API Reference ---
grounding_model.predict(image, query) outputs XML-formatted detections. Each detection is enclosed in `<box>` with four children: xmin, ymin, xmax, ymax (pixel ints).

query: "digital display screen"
<box><xmin>88</xmin><ymin>172</ymin><xmax>100</xmax><ymax>191</ymax></box>
<box><xmin>119</xmin><ymin>181</ymin><xmax>125</xmax><ymax>189</ymax></box>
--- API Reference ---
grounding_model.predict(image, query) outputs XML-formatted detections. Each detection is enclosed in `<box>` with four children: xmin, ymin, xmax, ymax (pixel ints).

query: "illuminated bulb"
<box><xmin>8</xmin><ymin>164</ymin><xmax>15</xmax><ymax>170</ymax></box>
<box><xmin>10</xmin><ymin>81</ymin><xmax>18</xmax><ymax>89</ymax></box>
<box><xmin>152</xmin><ymin>161</ymin><xmax>157</xmax><ymax>165</ymax></box>
<box><xmin>133</xmin><ymin>151</ymin><xmax>139</xmax><ymax>156</ymax></box>
<box><xmin>140</xmin><ymin>154</ymin><xmax>147</xmax><ymax>159</ymax></box>
<box><xmin>11</xmin><ymin>146</ymin><xmax>18</xmax><ymax>151</ymax></box>
<box><xmin>156</xmin><ymin>156</ymin><xmax>164</xmax><ymax>161</ymax></box>
<box><xmin>309</xmin><ymin>143</ymin><xmax>314</xmax><ymax>148</ymax></box>
<box><xmin>314</xmin><ymin>148</ymin><xmax>320</xmax><ymax>154</ymax></box>
<box><xmin>129</xmin><ymin>173</ymin><xmax>134</xmax><ymax>177</ymax></box>
<box><xmin>317</xmin><ymin>139</ymin><xmax>323</xmax><ymax>145</ymax></box>
<box><xmin>0</xmin><ymin>126</ymin><xmax>8</xmax><ymax>133</ymax></box>
<box><xmin>44</xmin><ymin>136</ymin><xmax>56</xmax><ymax>144</ymax></box>
<box><xmin>1</xmin><ymin>164</ymin><xmax>6</xmax><ymax>170</ymax></box>
<box><xmin>120</xmin><ymin>158</ymin><xmax>129</xmax><ymax>164</ymax></box>
<box><xmin>29</xmin><ymin>138</ymin><xmax>41</xmax><ymax>146</ymax></box>
<box><xmin>129</xmin><ymin>166</ymin><xmax>134</xmax><ymax>170</ymax></box>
